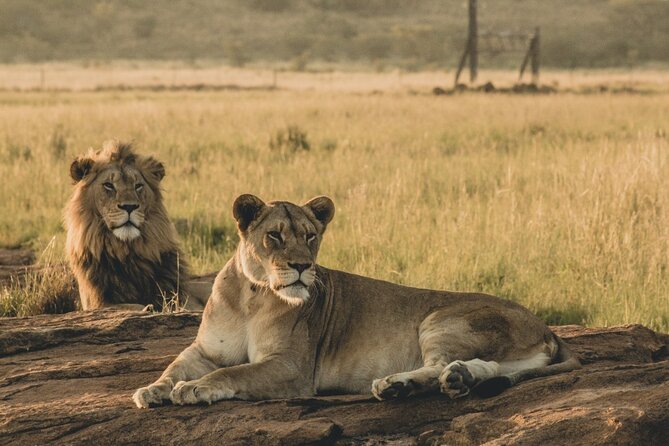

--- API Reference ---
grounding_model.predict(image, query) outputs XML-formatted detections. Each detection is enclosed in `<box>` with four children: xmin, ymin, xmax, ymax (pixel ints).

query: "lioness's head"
<box><xmin>68</xmin><ymin>140</ymin><xmax>166</xmax><ymax>242</ymax></box>
<box><xmin>233</xmin><ymin>194</ymin><xmax>335</xmax><ymax>305</ymax></box>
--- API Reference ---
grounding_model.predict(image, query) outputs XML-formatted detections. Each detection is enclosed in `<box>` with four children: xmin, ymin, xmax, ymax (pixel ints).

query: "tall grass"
<box><xmin>0</xmin><ymin>238</ymin><xmax>77</xmax><ymax>317</ymax></box>
<box><xmin>0</xmin><ymin>87</ymin><xmax>668</xmax><ymax>331</ymax></box>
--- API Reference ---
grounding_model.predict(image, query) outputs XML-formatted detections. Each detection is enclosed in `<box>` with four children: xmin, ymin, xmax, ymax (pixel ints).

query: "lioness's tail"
<box><xmin>473</xmin><ymin>335</ymin><xmax>581</xmax><ymax>398</ymax></box>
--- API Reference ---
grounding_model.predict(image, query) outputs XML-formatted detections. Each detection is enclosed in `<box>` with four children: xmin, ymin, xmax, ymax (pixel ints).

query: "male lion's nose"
<box><xmin>118</xmin><ymin>204</ymin><xmax>139</xmax><ymax>214</ymax></box>
<box><xmin>288</xmin><ymin>263</ymin><xmax>312</xmax><ymax>274</ymax></box>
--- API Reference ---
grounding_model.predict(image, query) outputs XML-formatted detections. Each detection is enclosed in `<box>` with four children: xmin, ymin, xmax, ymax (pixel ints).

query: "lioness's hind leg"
<box><xmin>439</xmin><ymin>352</ymin><xmax>552</xmax><ymax>399</ymax></box>
<box><xmin>439</xmin><ymin>359</ymin><xmax>499</xmax><ymax>399</ymax></box>
<box><xmin>372</xmin><ymin>314</ymin><xmax>473</xmax><ymax>400</ymax></box>
<box><xmin>372</xmin><ymin>364</ymin><xmax>444</xmax><ymax>401</ymax></box>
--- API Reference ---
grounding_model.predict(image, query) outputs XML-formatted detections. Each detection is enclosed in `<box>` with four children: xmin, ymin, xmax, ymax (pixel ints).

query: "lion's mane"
<box><xmin>65</xmin><ymin>141</ymin><xmax>190</xmax><ymax>310</ymax></box>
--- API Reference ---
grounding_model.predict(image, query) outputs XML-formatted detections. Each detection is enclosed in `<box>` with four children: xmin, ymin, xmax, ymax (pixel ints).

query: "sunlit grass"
<box><xmin>0</xmin><ymin>238</ymin><xmax>77</xmax><ymax>317</ymax></box>
<box><xmin>0</xmin><ymin>87</ymin><xmax>668</xmax><ymax>331</ymax></box>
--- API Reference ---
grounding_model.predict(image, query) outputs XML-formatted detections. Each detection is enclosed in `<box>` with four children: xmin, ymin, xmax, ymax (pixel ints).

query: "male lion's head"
<box><xmin>233</xmin><ymin>194</ymin><xmax>335</xmax><ymax>306</ymax></box>
<box><xmin>67</xmin><ymin>140</ymin><xmax>166</xmax><ymax>243</ymax></box>
<box><xmin>65</xmin><ymin>141</ymin><xmax>191</xmax><ymax>310</ymax></box>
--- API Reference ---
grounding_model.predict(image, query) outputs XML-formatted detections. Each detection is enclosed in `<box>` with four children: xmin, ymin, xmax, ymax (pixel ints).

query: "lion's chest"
<box><xmin>197</xmin><ymin>310</ymin><xmax>249</xmax><ymax>367</ymax></box>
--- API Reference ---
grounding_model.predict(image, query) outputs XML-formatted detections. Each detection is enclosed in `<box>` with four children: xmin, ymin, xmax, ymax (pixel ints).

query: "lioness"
<box><xmin>65</xmin><ymin>140</ymin><xmax>210</xmax><ymax>311</ymax></box>
<box><xmin>133</xmin><ymin>194</ymin><xmax>580</xmax><ymax>407</ymax></box>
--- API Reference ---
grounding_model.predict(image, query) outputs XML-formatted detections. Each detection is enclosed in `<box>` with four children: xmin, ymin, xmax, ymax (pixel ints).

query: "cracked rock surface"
<box><xmin>1</xmin><ymin>310</ymin><xmax>668</xmax><ymax>445</ymax></box>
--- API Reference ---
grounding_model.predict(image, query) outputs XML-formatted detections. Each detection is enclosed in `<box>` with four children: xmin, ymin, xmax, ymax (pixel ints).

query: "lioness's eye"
<box><xmin>103</xmin><ymin>182</ymin><xmax>115</xmax><ymax>191</ymax></box>
<box><xmin>135</xmin><ymin>183</ymin><xmax>144</xmax><ymax>191</ymax></box>
<box><xmin>267</xmin><ymin>231</ymin><xmax>282</xmax><ymax>242</ymax></box>
<box><xmin>306</xmin><ymin>233</ymin><xmax>316</xmax><ymax>243</ymax></box>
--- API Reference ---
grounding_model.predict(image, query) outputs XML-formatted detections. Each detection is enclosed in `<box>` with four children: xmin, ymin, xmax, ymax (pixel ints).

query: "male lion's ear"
<box><xmin>69</xmin><ymin>157</ymin><xmax>94</xmax><ymax>183</ymax></box>
<box><xmin>304</xmin><ymin>196</ymin><xmax>335</xmax><ymax>229</ymax></box>
<box><xmin>143</xmin><ymin>157</ymin><xmax>166</xmax><ymax>181</ymax></box>
<box><xmin>233</xmin><ymin>194</ymin><xmax>266</xmax><ymax>232</ymax></box>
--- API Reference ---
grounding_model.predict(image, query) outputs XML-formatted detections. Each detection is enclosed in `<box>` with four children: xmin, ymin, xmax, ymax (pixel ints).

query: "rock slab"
<box><xmin>0</xmin><ymin>311</ymin><xmax>667</xmax><ymax>445</ymax></box>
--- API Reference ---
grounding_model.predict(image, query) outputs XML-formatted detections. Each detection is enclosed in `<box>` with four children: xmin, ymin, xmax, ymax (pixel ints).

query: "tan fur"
<box><xmin>65</xmin><ymin>141</ymin><xmax>208</xmax><ymax>311</ymax></box>
<box><xmin>133</xmin><ymin>195</ymin><xmax>580</xmax><ymax>408</ymax></box>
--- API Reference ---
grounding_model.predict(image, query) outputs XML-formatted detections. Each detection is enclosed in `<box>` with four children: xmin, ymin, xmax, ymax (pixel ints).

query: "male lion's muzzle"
<box><xmin>108</xmin><ymin>205</ymin><xmax>144</xmax><ymax>241</ymax></box>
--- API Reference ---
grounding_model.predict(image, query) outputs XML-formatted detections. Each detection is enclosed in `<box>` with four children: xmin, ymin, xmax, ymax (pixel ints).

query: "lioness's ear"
<box><xmin>69</xmin><ymin>157</ymin><xmax>94</xmax><ymax>183</ymax></box>
<box><xmin>143</xmin><ymin>156</ymin><xmax>166</xmax><ymax>181</ymax></box>
<box><xmin>233</xmin><ymin>194</ymin><xmax>266</xmax><ymax>232</ymax></box>
<box><xmin>304</xmin><ymin>196</ymin><xmax>335</xmax><ymax>230</ymax></box>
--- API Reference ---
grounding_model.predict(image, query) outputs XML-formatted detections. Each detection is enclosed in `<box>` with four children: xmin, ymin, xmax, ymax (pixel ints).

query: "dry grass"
<box><xmin>0</xmin><ymin>69</ymin><xmax>668</xmax><ymax>331</ymax></box>
<box><xmin>2</xmin><ymin>63</ymin><xmax>669</xmax><ymax>93</ymax></box>
<box><xmin>0</xmin><ymin>239</ymin><xmax>77</xmax><ymax>317</ymax></box>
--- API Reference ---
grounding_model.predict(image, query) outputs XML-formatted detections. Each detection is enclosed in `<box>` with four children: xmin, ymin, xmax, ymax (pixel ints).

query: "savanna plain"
<box><xmin>1</xmin><ymin>70</ymin><xmax>668</xmax><ymax>332</ymax></box>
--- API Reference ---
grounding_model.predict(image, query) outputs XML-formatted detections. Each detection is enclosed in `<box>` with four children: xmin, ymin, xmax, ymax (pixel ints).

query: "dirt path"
<box><xmin>0</xmin><ymin>310</ymin><xmax>667</xmax><ymax>445</ymax></box>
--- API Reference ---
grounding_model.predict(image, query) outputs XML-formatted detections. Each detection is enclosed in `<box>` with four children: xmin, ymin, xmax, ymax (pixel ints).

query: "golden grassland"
<box><xmin>1</xmin><ymin>69</ymin><xmax>668</xmax><ymax>331</ymax></box>
<box><xmin>2</xmin><ymin>63</ymin><xmax>669</xmax><ymax>93</ymax></box>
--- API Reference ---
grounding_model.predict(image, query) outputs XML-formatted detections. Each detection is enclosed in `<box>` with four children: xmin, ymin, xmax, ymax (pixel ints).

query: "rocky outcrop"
<box><xmin>0</xmin><ymin>310</ymin><xmax>667</xmax><ymax>445</ymax></box>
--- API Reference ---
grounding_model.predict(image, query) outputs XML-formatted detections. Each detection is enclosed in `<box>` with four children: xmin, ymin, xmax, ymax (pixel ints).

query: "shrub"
<box><xmin>269</xmin><ymin>125</ymin><xmax>310</xmax><ymax>152</ymax></box>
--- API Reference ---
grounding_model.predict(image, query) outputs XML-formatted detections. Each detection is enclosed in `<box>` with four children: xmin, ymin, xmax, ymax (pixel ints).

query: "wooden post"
<box><xmin>518</xmin><ymin>40</ymin><xmax>531</xmax><ymax>82</ymax></box>
<box><xmin>468</xmin><ymin>0</ymin><xmax>478</xmax><ymax>83</ymax></box>
<box><xmin>518</xmin><ymin>28</ymin><xmax>540</xmax><ymax>84</ymax></box>
<box><xmin>454</xmin><ymin>0</ymin><xmax>478</xmax><ymax>86</ymax></box>
<box><xmin>531</xmin><ymin>27</ymin><xmax>540</xmax><ymax>85</ymax></box>
<box><xmin>454</xmin><ymin>42</ymin><xmax>470</xmax><ymax>86</ymax></box>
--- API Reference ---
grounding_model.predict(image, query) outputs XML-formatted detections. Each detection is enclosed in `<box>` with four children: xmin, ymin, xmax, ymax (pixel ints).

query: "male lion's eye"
<box><xmin>135</xmin><ymin>183</ymin><xmax>144</xmax><ymax>191</ymax></box>
<box><xmin>306</xmin><ymin>233</ymin><xmax>316</xmax><ymax>243</ymax></box>
<box><xmin>267</xmin><ymin>231</ymin><xmax>282</xmax><ymax>242</ymax></box>
<box><xmin>103</xmin><ymin>182</ymin><xmax>115</xmax><ymax>191</ymax></box>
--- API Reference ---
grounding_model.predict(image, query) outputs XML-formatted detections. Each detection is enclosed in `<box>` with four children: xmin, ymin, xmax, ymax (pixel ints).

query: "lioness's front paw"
<box><xmin>439</xmin><ymin>361</ymin><xmax>477</xmax><ymax>399</ymax></box>
<box><xmin>169</xmin><ymin>380</ymin><xmax>232</xmax><ymax>405</ymax></box>
<box><xmin>133</xmin><ymin>385</ymin><xmax>169</xmax><ymax>409</ymax></box>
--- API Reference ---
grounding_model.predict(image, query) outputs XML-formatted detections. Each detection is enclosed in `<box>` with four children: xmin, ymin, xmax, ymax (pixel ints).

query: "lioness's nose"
<box><xmin>288</xmin><ymin>263</ymin><xmax>312</xmax><ymax>274</ymax></box>
<box><xmin>118</xmin><ymin>204</ymin><xmax>139</xmax><ymax>214</ymax></box>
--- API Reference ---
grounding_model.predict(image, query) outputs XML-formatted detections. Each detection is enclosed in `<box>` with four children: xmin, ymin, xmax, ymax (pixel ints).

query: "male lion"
<box><xmin>65</xmin><ymin>140</ymin><xmax>209</xmax><ymax>311</ymax></box>
<box><xmin>133</xmin><ymin>194</ymin><xmax>580</xmax><ymax>407</ymax></box>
